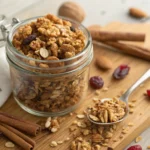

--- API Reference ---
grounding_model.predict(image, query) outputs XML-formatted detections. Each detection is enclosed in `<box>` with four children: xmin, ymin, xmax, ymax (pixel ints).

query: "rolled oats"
<box><xmin>51</xmin><ymin>127</ymin><xmax>58</xmax><ymax>133</ymax></box>
<box><xmin>5</xmin><ymin>141</ymin><xmax>15</xmax><ymax>148</ymax></box>
<box><xmin>76</xmin><ymin>114</ymin><xmax>85</xmax><ymax>119</ymax></box>
<box><xmin>102</xmin><ymin>87</ymin><xmax>109</xmax><ymax>92</ymax></box>
<box><xmin>135</xmin><ymin>136</ymin><xmax>142</xmax><ymax>143</ymax></box>
<box><xmin>128</xmin><ymin>122</ymin><xmax>134</xmax><ymax>127</ymax></box>
<box><xmin>45</xmin><ymin>120</ymin><xmax>51</xmax><ymax>128</ymax></box>
<box><xmin>50</xmin><ymin>141</ymin><xmax>58</xmax><ymax>147</ymax></box>
<box><xmin>57</xmin><ymin>141</ymin><xmax>64</xmax><ymax>144</ymax></box>
<box><xmin>77</xmin><ymin>122</ymin><xmax>87</xmax><ymax>128</ymax></box>
<box><xmin>70</xmin><ymin>137</ymin><xmax>91</xmax><ymax>150</ymax></box>
<box><xmin>88</xmin><ymin>98</ymin><xmax>126</xmax><ymax>123</ymax></box>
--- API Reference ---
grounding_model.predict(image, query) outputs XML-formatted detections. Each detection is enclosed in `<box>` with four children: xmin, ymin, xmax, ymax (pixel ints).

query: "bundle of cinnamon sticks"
<box><xmin>88</xmin><ymin>25</ymin><xmax>150</xmax><ymax>61</ymax></box>
<box><xmin>0</xmin><ymin>112</ymin><xmax>41</xmax><ymax>150</ymax></box>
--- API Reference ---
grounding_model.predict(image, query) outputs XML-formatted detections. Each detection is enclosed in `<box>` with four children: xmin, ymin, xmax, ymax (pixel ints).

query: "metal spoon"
<box><xmin>87</xmin><ymin>69</ymin><xmax>150</xmax><ymax>126</ymax></box>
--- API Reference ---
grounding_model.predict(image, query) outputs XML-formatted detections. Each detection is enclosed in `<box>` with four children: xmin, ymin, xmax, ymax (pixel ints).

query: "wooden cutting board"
<box><xmin>0</xmin><ymin>22</ymin><xmax>150</xmax><ymax>150</ymax></box>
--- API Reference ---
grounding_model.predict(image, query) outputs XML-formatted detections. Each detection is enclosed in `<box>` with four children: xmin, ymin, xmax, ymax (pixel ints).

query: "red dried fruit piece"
<box><xmin>147</xmin><ymin>90</ymin><xmax>150</xmax><ymax>97</ymax></box>
<box><xmin>113</xmin><ymin>64</ymin><xmax>130</xmax><ymax>79</ymax></box>
<box><xmin>89</xmin><ymin>76</ymin><xmax>104</xmax><ymax>89</ymax></box>
<box><xmin>127</xmin><ymin>145</ymin><xmax>142</xmax><ymax>150</ymax></box>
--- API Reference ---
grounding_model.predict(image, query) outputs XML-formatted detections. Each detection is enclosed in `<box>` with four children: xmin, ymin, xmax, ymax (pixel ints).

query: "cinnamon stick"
<box><xmin>102</xmin><ymin>41</ymin><xmax>150</xmax><ymax>61</ymax></box>
<box><xmin>90</xmin><ymin>30</ymin><xmax>145</xmax><ymax>42</ymax></box>
<box><xmin>0</xmin><ymin>112</ymin><xmax>41</xmax><ymax>136</ymax></box>
<box><xmin>0</xmin><ymin>124</ymin><xmax>33</xmax><ymax>150</ymax></box>
<box><xmin>2</xmin><ymin>123</ymin><xmax>36</xmax><ymax>148</ymax></box>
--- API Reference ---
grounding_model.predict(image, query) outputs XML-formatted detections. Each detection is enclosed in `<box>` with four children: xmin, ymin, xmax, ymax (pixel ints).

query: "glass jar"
<box><xmin>5</xmin><ymin>16</ymin><xmax>93</xmax><ymax>116</ymax></box>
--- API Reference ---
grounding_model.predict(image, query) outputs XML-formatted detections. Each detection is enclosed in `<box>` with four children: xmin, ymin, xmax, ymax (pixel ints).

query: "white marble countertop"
<box><xmin>0</xmin><ymin>0</ymin><xmax>150</xmax><ymax>149</ymax></box>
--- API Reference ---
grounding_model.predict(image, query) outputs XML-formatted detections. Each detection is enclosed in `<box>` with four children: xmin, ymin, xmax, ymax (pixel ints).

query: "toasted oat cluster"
<box><xmin>70</xmin><ymin>115</ymin><xmax>117</xmax><ymax>149</ymax></box>
<box><xmin>89</xmin><ymin>98</ymin><xmax>126</xmax><ymax>123</ymax></box>
<box><xmin>12</xmin><ymin>14</ymin><xmax>85</xmax><ymax>60</ymax></box>
<box><xmin>71</xmin><ymin>137</ymin><xmax>91</xmax><ymax>150</ymax></box>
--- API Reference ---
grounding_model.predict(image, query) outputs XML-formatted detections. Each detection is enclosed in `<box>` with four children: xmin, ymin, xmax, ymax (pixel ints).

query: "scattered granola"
<box><xmin>102</xmin><ymin>87</ymin><xmax>109</xmax><ymax>92</ymax></box>
<box><xmin>135</xmin><ymin>136</ymin><xmax>142</xmax><ymax>143</ymax></box>
<box><xmin>76</xmin><ymin>114</ymin><xmax>85</xmax><ymax>119</ymax></box>
<box><xmin>128</xmin><ymin>122</ymin><xmax>134</xmax><ymax>127</ymax></box>
<box><xmin>41</xmin><ymin>117</ymin><xmax>60</xmax><ymax>133</ymax></box>
<box><xmin>50</xmin><ymin>141</ymin><xmax>58</xmax><ymax>147</ymax></box>
<box><xmin>70</xmin><ymin>137</ymin><xmax>91</xmax><ymax>150</ymax></box>
<box><xmin>5</xmin><ymin>141</ymin><xmax>15</xmax><ymax>148</ymax></box>
<box><xmin>88</xmin><ymin>98</ymin><xmax>126</xmax><ymax>123</ymax></box>
<box><xmin>129</xmin><ymin>108</ymin><xmax>134</xmax><ymax>114</ymax></box>
<box><xmin>57</xmin><ymin>141</ymin><xmax>64</xmax><ymax>144</ymax></box>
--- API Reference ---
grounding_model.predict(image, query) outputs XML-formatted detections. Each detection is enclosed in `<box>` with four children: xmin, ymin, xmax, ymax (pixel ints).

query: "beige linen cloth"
<box><xmin>0</xmin><ymin>46</ymin><xmax>11</xmax><ymax>107</ymax></box>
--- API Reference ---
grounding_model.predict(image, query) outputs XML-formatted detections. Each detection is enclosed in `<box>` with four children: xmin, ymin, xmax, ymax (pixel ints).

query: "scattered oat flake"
<box><xmin>77</xmin><ymin>122</ymin><xmax>87</xmax><ymax>128</ymax></box>
<box><xmin>93</xmin><ymin>97</ymin><xmax>99</xmax><ymax>101</ymax></box>
<box><xmin>69</xmin><ymin>125</ymin><xmax>77</xmax><ymax>132</ymax></box>
<box><xmin>128</xmin><ymin>122</ymin><xmax>134</xmax><ymax>126</ymax></box>
<box><xmin>5</xmin><ymin>141</ymin><xmax>15</xmax><ymax>148</ymax></box>
<box><xmin>76</xmin><ymin>114</ymin><xmax>85</xmax><ymax>119</ymax></box>
<box><xmin>50</xmin><ymin>141</ymin><xmax>58</xmax><ymax>147</ymax></box>
<box><xmin>72</xmin><ymin>120</ymin><xmax>78</xmax><ymax>125</ymax></box>
<box><xmin>95</xmin><ymin>90</ymin><xmax>100</xmax><ymax>95</ymax></box>
<box><xmin>135</xmin><ymin>136</ymin><xmax>142</xmax><ymax>143</ymax></box>
<box><xmin>45</xmin><ymin>120</ymin><xmax>51</xmax><ymax>128</ymax></box>
<box><xmin>131</xmin><ymin>99</ymin><xmax>137</xmax><ymax>102</ymax></box>
<box><xmin>102</xmin><ymin>87</ymin><xmax>109</xmax><ymax>92</ymax></box>
<box><xmin>57</xmin><ymin>141</ymin><xmax>63</xmax><ymax>144</ymax></box>
<box><xmin>129</xmin><ymin>109</ymin><xmax>134</xmax><ymax>114</ymax></box>
<box><xmin>51</xmin><ymin>127</ymin><xmax>58</xmax><ymax>133</ymax></box>
<box><xmin>122</xmin><ymin>130</ymin><xmax>128</xmax><ymax>134</ymax></box>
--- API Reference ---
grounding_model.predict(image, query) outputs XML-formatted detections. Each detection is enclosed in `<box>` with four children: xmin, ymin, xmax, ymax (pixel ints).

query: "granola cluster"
<box><xmin>11</xmin><ymin>14</ymin><xmax>88</xmax><ymax>113</ymax></box>
<box><xmin>70</xmin><ymin>115</ymin><xmax>117</xmax><ymax>150</ymax></box>
<box><xmin>88</xmin><ymin>98</ymin><xmax>126</xmax><ymax>123</ymax></box>
<box><xmin>12</xmin><ymin>14</ymin><xmax>85</xmax><ymax>61</ymax></box>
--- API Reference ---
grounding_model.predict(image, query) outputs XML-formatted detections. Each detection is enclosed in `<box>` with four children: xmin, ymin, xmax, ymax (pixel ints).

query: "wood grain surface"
<box><xmin>0</xmin><ymin>22</ymin><xmax>150</xmax><ymax>150</ymax></box>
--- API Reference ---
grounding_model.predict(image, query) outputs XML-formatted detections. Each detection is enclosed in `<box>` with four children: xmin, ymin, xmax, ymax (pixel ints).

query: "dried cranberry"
<box><xmin>127</xmin><ymin>145</ymin><xmax>142</xmax><ymax>150</ymax></box>
<box><xmin>113</xmin><ymin>64</ymin><xmax>130</xmax><ymax>79</ymax></box>
<box><xmin>70</xmin><ymin>26</ymin><xmax>76</xmax><ymax>32</ymax></box>
<box><xmin>22</xmin><ymin>34</ymin><xmax>36</xmax><ymax>45</ymax></box>
<box><xmin>89</xmin><ymin>76</ymin><xmax>104</xmax><ymax>89</ymax></box>
<box><xmin>147</xmin><ymin>90</ymin><xmax>150</xmax><ymax>97</ymax></box>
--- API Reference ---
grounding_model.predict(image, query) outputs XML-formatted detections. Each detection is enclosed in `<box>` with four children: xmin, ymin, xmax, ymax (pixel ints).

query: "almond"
<box><xmin>58</xmin><ymin>1</ymin><xmax>86</xmax><ymax>23</ymax></box>
<box><xmin>96</xmin><ymin>55</ymin><xmax>112</xmax><ymax>70</ymax></box>
<box><xmin>129</xmin><ymin>7</ymin><xmax>148</xmax><ymax>18</ymax></box>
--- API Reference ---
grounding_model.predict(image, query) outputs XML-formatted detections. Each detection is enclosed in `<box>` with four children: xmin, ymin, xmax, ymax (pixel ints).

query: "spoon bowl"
<box><xmin>86</xmin><ymin>69</ymin><xmax>150</xmax><ymax>126</ymax></box>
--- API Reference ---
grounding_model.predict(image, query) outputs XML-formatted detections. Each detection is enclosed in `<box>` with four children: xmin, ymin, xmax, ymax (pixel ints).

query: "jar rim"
<box><xmin>7</xmin><ymin>15</ymin><xmax>92</xmax><ymax>63</ymax></box>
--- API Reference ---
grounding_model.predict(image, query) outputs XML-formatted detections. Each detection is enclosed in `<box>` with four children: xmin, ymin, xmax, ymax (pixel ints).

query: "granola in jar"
<box><xmin>6</xmin><ymin>14</ymin><xmax>93</xmax><ymax>116</ymax></box>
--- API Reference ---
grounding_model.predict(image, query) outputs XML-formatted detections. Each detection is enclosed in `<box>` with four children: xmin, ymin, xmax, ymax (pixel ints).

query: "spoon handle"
<box><xmin>120</xmin><ymin>69</ymin><xmax>150</xmax><ymax>101</ymax></box>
